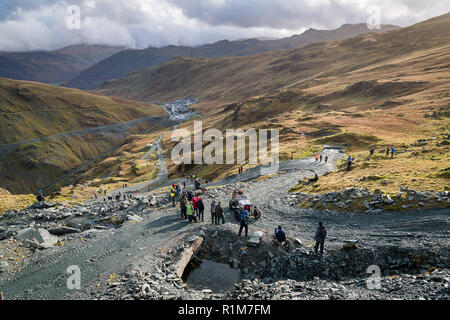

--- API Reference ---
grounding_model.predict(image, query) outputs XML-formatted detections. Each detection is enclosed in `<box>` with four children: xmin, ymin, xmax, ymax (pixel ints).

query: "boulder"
<box><xmin>66</xmin><ymin>217</ymin><xmax>95</xmax><ymax>231</ymax></box>
<box><xmin>30</xmin><ymin>201</ymin><xmax>58</xmax><ymax>210</ymax></box>
<box><xmin>48</xmin><ymin>226</ymin><xmax>80</xmax><ymax>236</ymax></box>
<box><xmin>0</xmin><ymin>229</ymin><xmax>15</xmax><ymax>240</ymax></box>
<box><xmin>342</xmin><ymin>242</ymin><xmax>358</xmax><ymax>251</ymax></box>
<box><xmin>0</xmin><ymin>261</ymin><xmax>9</xmax><ymax>272</ymax></box>
<box><xmin>127</xmin><ymin>214</ymin><xmax>143</xmax><ymax>223</ymax></box>
<box><xmin>15</xmin><ymin>227</ymin><xmax>58</xmax><ymax>249</ymax></box>
<box><xmin>247</xmin><ymin>231</ymin><xmax>264</xmax><ymax>247</ymax></box>
<box><xmin>174</xmin><ymin>235</ymin><xmax>204</xmax><ymax>278</ymax></box>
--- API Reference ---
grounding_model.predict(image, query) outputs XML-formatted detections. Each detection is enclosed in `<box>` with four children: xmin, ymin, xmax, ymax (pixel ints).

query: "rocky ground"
<box><xmin>295</xmin><ymin>187</ymin><xmax>449</xmax><ymax>212</ymax></box>
<box><xmin>0</xmin><ymin>149</ymin><xmax>448</xmax><ymax>300</ymax></box>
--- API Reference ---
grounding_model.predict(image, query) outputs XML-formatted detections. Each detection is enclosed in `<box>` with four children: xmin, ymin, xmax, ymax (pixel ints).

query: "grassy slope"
<box><xmin>0</xmin><ymin>77</ymin><xmax>164</xmax><ymax>144</ymax></box>
<box><xmin>0</xmin><ymin>78</ymin><xmax>165</xmax><ymax>196</ymax></box>
<box><xmin>95</xmin><ymin>13</ymin><xmax>450</xmax><ymax>192</ymax></box>
<box><xmin>95</xmin><ymin>13</ymin><xmax>449</xmax><ymax>106</ymax></box>
<box><xmin>3</xmin><ymin>14</ymin><xmax>449</xmax><ymax>213</ymax></box>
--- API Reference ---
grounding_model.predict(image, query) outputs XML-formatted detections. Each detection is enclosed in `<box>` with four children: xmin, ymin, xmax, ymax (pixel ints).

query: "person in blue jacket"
<box><xmin>391</xmin><ymin>147</ymin><xmax>396</xmax><ymax>158</ymax></box>
<box><xmin>274</xmin><ymin>226</ymin><xmax>286</xmax><ymax>243</ymax></box>
<box><xmin>238</xmin><ymin>210</ymin><xmax>249</xmax><ymax>237</ymax></box>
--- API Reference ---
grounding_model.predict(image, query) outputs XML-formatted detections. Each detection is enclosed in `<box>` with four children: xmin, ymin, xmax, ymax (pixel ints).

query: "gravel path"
<box><xmin>1</xmin><ymin>145</ymin><xmax>448</xmax><ymax>300</ymax></box>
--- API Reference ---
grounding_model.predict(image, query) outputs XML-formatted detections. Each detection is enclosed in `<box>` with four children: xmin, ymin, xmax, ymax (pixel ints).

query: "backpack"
<box><xmin>320</xmin><ymin>227</ymin><xmax>327</xmax><ymax>239</ymax></box>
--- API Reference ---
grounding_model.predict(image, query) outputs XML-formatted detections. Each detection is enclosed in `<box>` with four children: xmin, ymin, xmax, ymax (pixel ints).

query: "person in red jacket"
<box><xmin>191</xmin><ymin>196</ymin><xmax>199</xmax><ymax>218</ymax></box>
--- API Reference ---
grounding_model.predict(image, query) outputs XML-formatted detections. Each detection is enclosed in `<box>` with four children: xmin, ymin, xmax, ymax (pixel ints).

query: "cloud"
<box><xmin>0</xmin><ymin>0</ymin><xmax>448</xmax><ymax>52</ymax></box>
<box><xmin>166</xmin><ymin>0</ymin><xmax>450</xmax><ymax>29</ymax></box>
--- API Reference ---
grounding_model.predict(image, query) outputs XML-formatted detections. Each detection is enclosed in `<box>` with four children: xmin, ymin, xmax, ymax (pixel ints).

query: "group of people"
<box><xmin>368</xmin><ymin>146</ymin><xmax>396</xmax><ymax>158</ymax></box>
<box><xmin>174</xmin><ymin>182</ymin><xmax>329</xmax><ymax>254</ymax></box>
<box><xmin>315</xmin><ymin>153</ymin><xmax>328</xmax><ymax>163</ymax></box>
<box><xmin>272</xmin><ymin>222</ymin><xmax>327</xmax><ymax>255</ymax></box>
<box><xmin>179</xmin><ymin>191</ymin><xmax>225</xmax><ymax>224</ymax></box>
<box><xmin>274</xmin><ymin>222</ymin><xmax>327</xmax><ymax>254</ymax></box>
<box><xmin>386</xmin><ymin>146</ymin><xmax>396</xmax><ymax>158</ymax></box>
<box><xmin>210</xmin><ymin>199</ymin><xmax>225</xmax><ymax>225</ymax></box>
<box><xmin>105</xmin><ymin>192</ymin><xmax>135</xmax><ymax>202</ymax></box>
<box><xmin>237</xmin><ymin>166</ymin><xmax>244</xmax><ymax>175</ymax></box>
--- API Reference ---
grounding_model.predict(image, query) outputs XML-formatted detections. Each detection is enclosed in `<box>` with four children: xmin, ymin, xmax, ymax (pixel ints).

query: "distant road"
<box><xmin>0</xmin><ymin>116</ymin><xmax>166</xmax><ymax>161</ymax></box>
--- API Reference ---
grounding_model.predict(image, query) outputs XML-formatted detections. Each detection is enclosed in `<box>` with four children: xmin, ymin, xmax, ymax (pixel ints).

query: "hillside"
<box><xmin>95</xmin><ymin>13</ymin><xmax>449</xmax><ymax>106</ymax></box>
<box><xmin>0</xmin><ymin>78</ymin><xmax>165</xmax><ymax>194</ymax></box>
<box><xmin>0</xmin><ymin>44</ymin><xmax>125</xmax><ymax>85</ymax></box>
<box><xmin>66</xmin><ymin>24</ymin><xmax>399</xmax><ymax>90</ymax></box>
<box><xmin>94</xmin><ymin>12</ymin><xmax>449</xmax><ymax>192</ymax></box>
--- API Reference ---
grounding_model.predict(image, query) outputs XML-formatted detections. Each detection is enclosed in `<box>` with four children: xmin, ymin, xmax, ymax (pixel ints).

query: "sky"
<box><xmin>0</xmin><ymin>0</ymin><xmax>448</xmax><ymax>51</ymax></box>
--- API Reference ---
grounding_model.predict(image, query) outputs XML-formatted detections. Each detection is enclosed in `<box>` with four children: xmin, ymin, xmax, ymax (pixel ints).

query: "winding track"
<box><xmin>0</xmin><ymin>146</ymin><xmax>448</xmax><ymax>299</ymax></box>
<box><xmin>0</xmin><ymin>148</ymin><xmax>342</xmax><ymax>299</ymax></box>
<box><xmin>1</xmin><ymin>101</ymin><xmax>448</xmax><ymax>300</ymax></box>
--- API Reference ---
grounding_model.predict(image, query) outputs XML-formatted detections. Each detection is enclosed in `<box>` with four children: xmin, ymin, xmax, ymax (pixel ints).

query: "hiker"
<box><xmin>186</xmin><ymin>200</ymin><xmax>196</xmax><ymax>223</ymax></box>
<box><xmin>197</xmin><ymin>197</ymin><xmax>205</xmax><ymax>222</ymax></box>
<box><xmin>240</xmin><ymin>166</ymin><xmax>244</xmax><ymax>174</ymax></box>
<box><xmin>170</xmin><ymin>184</ymin><xmax>176</xmax><ymax>207</ymax></box>
<box><xmin>238</xmin><ymin>210</ymin><xmax>249</xmax><ymax>237</ymax></box>
<box><xmin>290</xmin><ymin>152</ymin><xmax>294</xmax><ymax>160</ymax></box>
<box><xmin>187</xmin><ymin>190</ymin><xmax>193</xmax><ymax>201</ymax></box>
<box><xmin>274</xmin><ymin>226</ymin><xmax>287</xmax><ymax>243</ymax></box>
<box><xmin>315</xmin><ymin>154</ymin><xmax>319</xmax><ymax>162</ymax></box>
<box><xmin>238</xmin><ymin>167</ymin><xmax>241</xmax><ymax>175</ymax></box>
<box><xmin>386</xmin><ymin>146</ymin><xmax>390</xmax><ymax>156</ymax></box>
<box><xmin>347</xmin><ymin>156</ymin><xmax>354</xmax><ymax>171</ymax></box>
<box><xmin>36</xmin><ymin>192</ymin><xmax>45</xmax><ymax>202</ymax></box>
<box><xmin>325</xmin><ymin>155</ymin><xmax>328</xmax><ymax>163</ymax></box>
<box><xmin>391</xmin><ymin>147</ymin><xmax>395</xmax><ymax>158</ymax></box>
<box><xmin>180</xmin><ymin>196</ymin><xmax>187</xmax><ymax>219</ymax></box>
<box><xmin>314</xmin><ymin>222</ymin><xmax>327</xmax><ymax>255</ymax></box>
<box><xmin>210</xmin><ymin>199</ymin><xmax>216</xmax><ymax>224</ymax></box>
<box><xmin>370</xmin><ymin>147</ymin><xmax>375</xmax><ymax>157</ymax></box>
<box><xmin>215</xmin><ymin>202</ymin><xmax>225</xmax><ymax>225</ymax></box>
<box><xmin>194</xmin><ymin>179</ymin><xmax>201</xmax><ymax>190</ymax></box>
<box><xmin>320</xmin><ymin>154</ymin><xmax>323</xmax><ymax>162</ymax></box>
<box><xmin>176</xmin><ymin>184</ymin><xmax>182</xmax><ymax>195</ymax></box>
<box><xmin>192</xmin><ymin>196</ymin><xmax>199</xmax><ymax>217</ymax></box>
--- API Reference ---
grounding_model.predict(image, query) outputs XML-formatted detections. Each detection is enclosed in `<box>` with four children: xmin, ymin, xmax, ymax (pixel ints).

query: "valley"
<box><xmin>0</xmin><ymin>9</ymin><xmax>448</xmax><ymax>302</ymax></box>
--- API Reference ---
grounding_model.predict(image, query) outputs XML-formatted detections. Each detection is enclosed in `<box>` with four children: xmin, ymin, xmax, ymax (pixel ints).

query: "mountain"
<box><xmin>94</xmin><ymin>13</ymin><xmax>448</xmax><ymax>106</ymax></box>
<box><xmin>93</xmin><ymin>12</ymin><xmax>449</xmax><ymax>186</ymax></box>
<box><xmin>66</xmin><ymin>24</ymin><xmax>399</xmax><ymax>90</ymax></box>
<box><xmin>0</xmin><ymin>77</ymin><xmax>165</xmax><ymax>194</ymax></box>
<box><xmin>0</xmin><ymin>44</ymin><xmax>125</xmax><ymax>85</ymax></box>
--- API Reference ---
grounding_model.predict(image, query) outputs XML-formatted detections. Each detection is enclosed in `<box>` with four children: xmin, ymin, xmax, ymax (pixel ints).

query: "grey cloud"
<box><xmin>0</xmin><ymin>0</ymin><xmax>449</xmax><ymax>52</ymax></box>
<box><xmin>0</xmin><ymin>0</ymin><xmax>59</xmax><ymax>20</ymax></box>
<box><xmin>166</xmin><ymin>0</ymin><xmax>450</xmax><ymax>29</ymax></box>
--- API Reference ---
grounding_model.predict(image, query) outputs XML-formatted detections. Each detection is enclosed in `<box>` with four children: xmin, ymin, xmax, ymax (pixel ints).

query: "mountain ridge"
<box><xmin>0</xmin><ymin>44</ymin><xmax>125</xmax><ymax>85</ymax></box>
<box><xmin>65</xmin><ymin>23</ymin><xmax>400</xmax><ymax>90</ymax></box>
